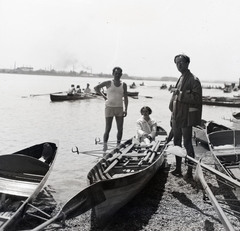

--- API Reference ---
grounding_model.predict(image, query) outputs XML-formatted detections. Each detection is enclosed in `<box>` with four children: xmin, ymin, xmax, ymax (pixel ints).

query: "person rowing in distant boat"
<box><xmin>94</xmin><ymin>67</ymin><xmax>128</xmax><ymax>152</ymax></box>
<box><xmin>76</xmin><ymin>85</ymin><xmax>82</xmax><ymax>93</ymax></box>
<box><xmin>67</xmin><ymin>84</ymin><xmax>76</xmax><ymax>95</ymax></box>
<box><xmin>136</xmin><ymin>106</ymin><xmax>157</xmax><ymax>145</ymax></box>
<box><xmin>84</xmin><ymin>83</ymin><xmax>91</xmax><ymax>94</ymax></box>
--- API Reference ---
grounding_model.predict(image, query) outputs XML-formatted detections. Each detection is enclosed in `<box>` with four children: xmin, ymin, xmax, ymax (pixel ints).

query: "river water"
<box><xmin>0</xmin><ymin>73</ymin><xmax>239</xmax><ymax>204</ymax></box>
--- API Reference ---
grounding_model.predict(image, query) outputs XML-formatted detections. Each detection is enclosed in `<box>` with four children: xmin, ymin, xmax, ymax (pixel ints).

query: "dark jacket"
<box><xmin>169</xmin><ymin>70</ymin><xmax>202</xmax><ymax>128</ymax></box>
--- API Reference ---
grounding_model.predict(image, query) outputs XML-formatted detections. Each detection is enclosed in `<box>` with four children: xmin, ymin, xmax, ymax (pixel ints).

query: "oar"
<box><xmin>30</xmin><ymin>91</ymin><xmax>66</xmax><ymax>97</ymax></box>
<box><xmin>148</xmin><ymin>140</ymin><xmax>162</xmax><ymax>164</ymax></box>
<box><xmin>166</xmin><ymin>146</ymin><xmax>240</xmax><ymax>189</ymax></box>
<box><xmin>32</xmin><ymin>182</ymin><xmax>106</xmax><ymax>231</ymax></box>
<box><xmin>103</xmin><ymin>142</ymin><xmax>136</xmax><ymax>174</ymax></box>
<box><xmin>72</xmin><ymin>147</ymin><xmax>110</xmax><ymax>159</ymax></box>
<box><xmin>194</xmin><ymin>162</ymin><xmax>235</xmax><ymax>231</ymax></box>
<box><xmin>22</xmin><ymin>91</ymin><xmax>66</xmax><ymax>98</ymax></box>
<box><xmin>131</xmin><ymin>95</ymin><xmax>153</xmax><ymax>99</ymax></box>
<box><xmin>142</xmin><ymin>141</ymin><xmax>158</xmax><ymax>162</ymax></box>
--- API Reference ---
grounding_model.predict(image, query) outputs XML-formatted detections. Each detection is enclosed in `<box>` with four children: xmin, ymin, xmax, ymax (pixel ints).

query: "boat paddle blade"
<box><xmin>62</xmin><ymin>182</ymin><xmax>105</xmax><ymax>220</ymax></box>
<box><xmin>165</xmin><ymin>145</ymin><xmax>187</xmax><ymax>158</ymax></box>
<box><xmin>32</xmin><ymin>183</ymin><xmax>105</xmax><ymax>231</ymax></box>
<box><xmin>193</xmin><ymin>162</ymin><xmax>202</xmax><ymax>182</ymax></box>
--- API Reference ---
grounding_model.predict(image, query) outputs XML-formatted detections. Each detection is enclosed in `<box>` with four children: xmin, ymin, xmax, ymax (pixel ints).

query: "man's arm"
<box><xmin>123</xmin><ymin>82</ymin><xmax>128</xmax><ymax>117</ymax></box>
<box><xmin>94</xmin><ymin>81</ymin><xmax>110</xmax><ymax>100</ymax></box>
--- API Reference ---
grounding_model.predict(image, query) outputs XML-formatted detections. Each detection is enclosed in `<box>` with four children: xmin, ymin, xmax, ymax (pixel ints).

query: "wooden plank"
<box><xmin>0</xmin><ymin>176</ymin><xmax>38</xmax><ymax>197</ymax></box>
<box><xmin>0</xmin><ymin>170</ymin><xmax>43</xmax><ymax>182</ymax></box>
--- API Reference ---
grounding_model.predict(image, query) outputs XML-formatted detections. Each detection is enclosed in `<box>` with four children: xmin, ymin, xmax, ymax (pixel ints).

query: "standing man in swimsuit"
<box><xmin>94</xmin><ymin>67</ymin><xmax>128</xmax><ymax>152</ymax></box>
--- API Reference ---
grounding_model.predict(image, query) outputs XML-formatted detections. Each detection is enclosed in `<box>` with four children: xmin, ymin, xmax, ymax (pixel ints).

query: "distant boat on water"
<box><xmin>232</xmin><ymin>112</ymin><xmax>240</xmax><ymax>119</ymax></box>
<box><xmin>202</xmin><ymin>96</ymin><xmax>240</xmax><ymax>107</ymax></box>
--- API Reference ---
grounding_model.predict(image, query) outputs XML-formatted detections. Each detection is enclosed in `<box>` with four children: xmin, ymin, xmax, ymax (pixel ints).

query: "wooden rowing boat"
<box><xmin>87</xmin><ymin>126</ymin><xmax>168</xmax><ymax>228</ymax></box>
<box><xmin>202</xmin><ymin>96</ymin><xmax>240</xmax><ymax>107</ymax></box>
<box><xmin>0</xmin><ymin>141</ymin><xmax>58</xmax><ymax>230</ymax></box>
<box><xmin>127</xmin><ymin>91</ymin><xmax>139</xmax><ymax>97</ymax></box>
<box><xmin>193</xmin><ymin>120</ymin><xmax>231</xmax><ymax>145</ymax></box>
<box><xmin>194</xmin><ymin>162</ymin><xmax>235</xmax><ymax>231</ymax></box>
<box><xmin>50</xmin><ymin>92</ymin><xmax>97</xmax><ymax>101</ymax></box>
<box><xmin>206</xmin><ymin>124</ymin><xmax>240</xmax><ymax>182</ymax></box>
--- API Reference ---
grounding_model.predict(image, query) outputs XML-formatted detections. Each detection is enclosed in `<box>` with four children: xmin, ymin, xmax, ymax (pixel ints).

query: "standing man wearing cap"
<box><xmin>94</xmin><ymin>67</ymin><xmax>128</xmax><ymax>152</ymax></box>
<box><xmin>169</xmin><ymin>54</ymin><xmax>202</xmax><ymax>178</ymax></box>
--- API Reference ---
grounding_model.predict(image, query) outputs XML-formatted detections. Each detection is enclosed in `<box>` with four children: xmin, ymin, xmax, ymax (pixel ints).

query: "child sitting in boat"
<box><xmin>136</xmin><ymin>106</ymin><xmax>157</xmax><ymax>145</ymax></box>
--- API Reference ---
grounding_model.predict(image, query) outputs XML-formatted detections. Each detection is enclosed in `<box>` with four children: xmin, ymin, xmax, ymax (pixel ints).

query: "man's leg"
<box><xmin>103</xmin><ymin>117</ymin><xmax>113</xmax><ymax>151</ymax></box>
<box><xmin>182</xmin><ymin>126</ymin><xmax>195</xmax><ymax>178</ymax></box>
<box><xmin>115</xmin><ymin>116</ymin><xmax>124</xmax><ymax>146</ymax></box>
<box><xmin>171</xmin><ymin>120</ymin><xmax>183</xmax><ymax>176</ymax></box>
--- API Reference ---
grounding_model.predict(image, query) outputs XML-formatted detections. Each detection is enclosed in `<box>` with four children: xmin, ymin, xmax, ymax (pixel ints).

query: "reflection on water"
<box><xmin>1</xmin><ymin>73</ymin><xmax>240</xmax><ymax>204</ymax></box>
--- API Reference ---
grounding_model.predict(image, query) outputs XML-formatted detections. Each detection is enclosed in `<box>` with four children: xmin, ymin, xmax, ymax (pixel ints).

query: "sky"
<box><xmin>0</xmin><ymin>0</ymin><xmax>240</xmax><ymax>82</ymax></box>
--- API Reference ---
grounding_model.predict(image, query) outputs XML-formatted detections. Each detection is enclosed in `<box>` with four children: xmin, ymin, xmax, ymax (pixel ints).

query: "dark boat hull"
<box><xmin>202</xmin><ymin>96</ymin><xmax>240</xmax><ymax>107</ymax></box>
<box><xmin>87</xmin><ymin>128</ymin><xmax>167</xmax><ymax>227</ymax></box>
<box><xmin>232</xmin><ymin>112</ymin><xmax>240</xmax><ymax>120</ymax></box>
<box><xmin>50</xmin><ymin>93</ymin><xmax>96</xmax><ymax>101</ymax></box>
<box><xmin>0</xmin><ymin>141</ymin><xmax>58</xmax><ymax>230</ymax></box>
<box><xmin>127</xmin><ymin>91</ymin><xmax>139</xmax><ymax>98</ymax></box>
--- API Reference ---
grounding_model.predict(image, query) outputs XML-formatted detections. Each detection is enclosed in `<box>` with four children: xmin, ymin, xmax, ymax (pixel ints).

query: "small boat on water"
<box><xmin>0</xmin><ymin>141</ymin><xmax>58</xmax><ymax>230</ymax></box>
<box><xmin>193</xmin><ymin>120</ymin><xmax>231</xmax><ymax>145</ymax></box>
<box><xmin>232</xmin><ymin>111</ymin><xmax>240</xmax><ymax>120</ymax></box>
<box><xmin>223</xmin><ymin>84</ymin><xmax>232</xmax><ymax>93</ymax></box>
<box><xmin>129</xmin><ymin>82</ymin><xmax>136</xmax><ymax>89</ymax></box>
<box><xmin>87</xmin><ymin>126</ymin><xmax>168</xmax><ymax>228</ymax></box>
<box><xmin>127</xmin><ymin>91</ymin><xmax>139</xmax><ymax>98</ymax></box>
<box><xmin>202</xmin><ymin>96</ymin><xmax>240</xmax><ymax>107</ymax></box>
<box><xmin>50</xmin><ymin>93</ymin><xmax>97</xmax><ymax>102</ymax></box>
<box><xmin>233</xmin><ymin>94</ymin><xmax>240</xmax><ymax>98</ymax></box>
<box><xmin>160</xmin><ymin>83</ymin><xmax>167</xmax><ymax>89</ymax></box>
<box><xmin>206</xmin><ymin>123</ymin><xmax>240</xmax><ymax>182</ymax></box>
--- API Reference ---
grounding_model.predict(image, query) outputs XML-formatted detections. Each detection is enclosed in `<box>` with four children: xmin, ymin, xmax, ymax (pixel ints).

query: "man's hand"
<box><xmin>123</xmin><ymin>110</ymin><xmax>127</xmax><ymax>117</ymax></box>
<box><xmin>170</xmin><ymin>88</ymin><xmax>180</xmax><ymax>95</ymax></box>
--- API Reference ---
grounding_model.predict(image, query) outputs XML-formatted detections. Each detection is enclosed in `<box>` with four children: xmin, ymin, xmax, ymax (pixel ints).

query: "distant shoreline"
<box><xmin>0</xmin><ymin>69</ymin><xmax>178</xmax><ymax>82</ymax></box>
<box><xmin>0</xmin><ymin>69</ymin><xmax>235</xmax><ymax>84</ymax></box>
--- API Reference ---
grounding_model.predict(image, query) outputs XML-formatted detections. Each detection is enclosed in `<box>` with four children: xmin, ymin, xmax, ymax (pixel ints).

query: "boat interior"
<box><xmin>0</xmin><ymin>142</ymin><xmax>57</xmax><ymax>227</ymax></box>
<box><xmin>88</xmin><ymin>136</ymin><xmax>167</xmax><ymax>184</ymax></box>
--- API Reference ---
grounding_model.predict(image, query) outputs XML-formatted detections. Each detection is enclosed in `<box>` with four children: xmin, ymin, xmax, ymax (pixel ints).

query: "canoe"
<box><xmin>202</xmin><ymin>96</ymin><xmax>240</xmax><ymax>107</ymax></box>
<box><xmin>207</xmin><ymin>124</ymin><xmax>240</xmax><ymax>182</ymax></box>
<box><xmin>87</xmin><ymin>126</ymin><xmax>168</xmax><ymax>228</ymax></box>
<box><xmin>193</xmin><ymin>120</ymin><xmax>231</xmax><ymax>145</ymax></box>
<box><xmin>0</xmin><ymin>141</ymin><xmax>58</xmax><ymax>230</ymax></box>
<box><xmin>50</xmin><ymin>92</ymin><xmax>97</xmax><ymax>101</ymax></box>
<box><xmin>194</xmin><ymin>162</ymin><xmax>235</xmax><ymax>231</ymax></box>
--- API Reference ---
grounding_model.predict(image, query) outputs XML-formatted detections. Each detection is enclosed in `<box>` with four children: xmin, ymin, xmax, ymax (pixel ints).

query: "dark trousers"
<box><xmin>172</xmin><ymin>120</ymin><xmax>195</xmax><ymax>172</ymax></box>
